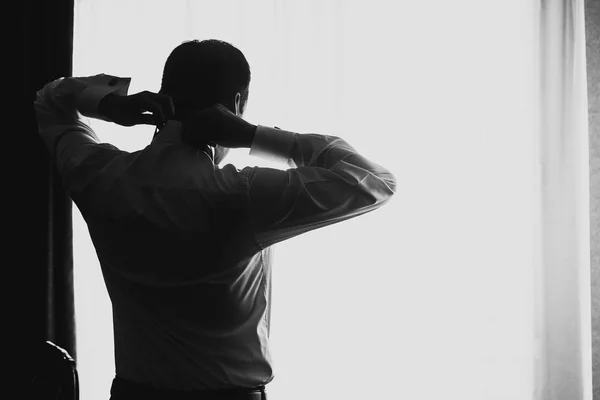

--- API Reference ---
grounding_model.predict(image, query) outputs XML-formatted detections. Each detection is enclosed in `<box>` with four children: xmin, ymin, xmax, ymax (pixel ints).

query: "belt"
<box><xmin>110</xmin><ymin>376</ymin><xmax>268</xmax><ymax>400</ymax></box>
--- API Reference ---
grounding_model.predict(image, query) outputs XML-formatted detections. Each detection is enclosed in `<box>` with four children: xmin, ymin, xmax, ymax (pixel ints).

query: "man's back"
<box><xmin>35</xmin><ymin>74</ymin><xmax>396</xmax><ymax>392</ymax></box>
<box><xmin>73</xmin><ymin>121</ymin><xmax>275</xmax><ymax>390</ymax></box>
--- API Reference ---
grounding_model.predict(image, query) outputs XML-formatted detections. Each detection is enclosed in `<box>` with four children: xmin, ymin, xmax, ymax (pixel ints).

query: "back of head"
<box><xmin>160</xmin><ymin>39</ymin><xmax>251</xmax><ymax>121</ymax></box>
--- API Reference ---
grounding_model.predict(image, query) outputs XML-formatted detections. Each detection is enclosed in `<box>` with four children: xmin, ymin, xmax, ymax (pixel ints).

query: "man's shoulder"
<box><xmin>75</xmin><ymin>142</ymin><xmax>134</xmax><ymax>175</ymax></box>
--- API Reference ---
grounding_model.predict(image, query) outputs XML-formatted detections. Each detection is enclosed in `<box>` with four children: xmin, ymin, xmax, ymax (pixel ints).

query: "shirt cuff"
<box><xmin>72</xmin><ymin>74</ymin><xmax>132</xmax><ymax>121</ymax></box>
<box><xmin>249</xmin><ymin>125</ymin><xmax>296</xmax><ymax>164</ymax></box>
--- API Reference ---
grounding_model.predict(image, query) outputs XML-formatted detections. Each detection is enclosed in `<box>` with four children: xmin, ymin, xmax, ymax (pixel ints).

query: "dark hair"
<box><xmin>160</xmin><ymin>39</ymin><xmax>251</xmax><ymax>120</ymax></box>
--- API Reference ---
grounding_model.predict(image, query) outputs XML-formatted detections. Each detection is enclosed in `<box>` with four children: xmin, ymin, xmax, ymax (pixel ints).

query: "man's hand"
<box><xmin>99</xmin><ymin>91</ymin><xmax>175</xmax><ymax>127</ymax></box>
<box><xmin>182</xmin><ymin>104</ymin><xmax>257</xmax><ymax>149</ymax></box>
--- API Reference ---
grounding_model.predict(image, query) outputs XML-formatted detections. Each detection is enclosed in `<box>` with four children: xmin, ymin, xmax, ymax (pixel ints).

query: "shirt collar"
<box><xmin>152</xmin><ymin>120</ymin><xmax>214</xmax><ymax>162</ymax></box>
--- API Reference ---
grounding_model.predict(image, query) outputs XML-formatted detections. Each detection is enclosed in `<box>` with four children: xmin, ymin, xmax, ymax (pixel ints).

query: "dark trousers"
<box><xmin>109</xmin><ymin>376</ymin><xmax>268</xmax><ymax>400</ymax></box>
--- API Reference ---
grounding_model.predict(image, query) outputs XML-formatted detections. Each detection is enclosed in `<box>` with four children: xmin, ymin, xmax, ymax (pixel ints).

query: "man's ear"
<box><xmin>234</xmin><ymin>92</ymin><xmax>241</xmax><ymax>116</ymax></box>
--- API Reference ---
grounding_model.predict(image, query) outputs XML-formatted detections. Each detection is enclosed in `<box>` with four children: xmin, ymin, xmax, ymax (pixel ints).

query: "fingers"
<box><xmin>142</xmin><ymin>97</ymin><xmax>166</xmax><ymax>125</ymax></box>
<box><xmin>122</xmin><ymin>91</ymin><xmax>176</xmax><ymax>126</ymax></box>
<box><xmin>138</xmin><ymin>114</ymin><xmax>157</xmax><ymax>125</ymax></box>
<box><xmin>149</xmin><ymin>92</ymin><xmax>175</xmax><ymax>121</ymax></box>
<box><xmin>138</xmin><ymin>92</ymin><xmax>175</xmax><ymax>125</ymax></box>
<box><xmin>161</xmin><ymin>94</ymin><xmax>175</xmax><ymax>120</ymax></box>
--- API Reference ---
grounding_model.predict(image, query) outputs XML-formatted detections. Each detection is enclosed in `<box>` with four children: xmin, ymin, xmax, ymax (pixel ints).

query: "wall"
<box><xmin>586</xmin><ymin>0</ymin><xmax>600</xmax><ymax>398</ymax></box>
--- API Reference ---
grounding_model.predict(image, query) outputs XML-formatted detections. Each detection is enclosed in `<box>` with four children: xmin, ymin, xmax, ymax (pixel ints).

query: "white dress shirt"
<box><xmin>34</xmin><ymin>74</ymin><xmax>396</xmax><ymax>391</ymax></box>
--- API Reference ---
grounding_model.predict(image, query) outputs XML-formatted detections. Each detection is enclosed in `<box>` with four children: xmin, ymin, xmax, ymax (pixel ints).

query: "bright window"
<box><xmin>73</xmin><ymin>1</ymin><xmax>538</xmax><ymax>399</ymax></box>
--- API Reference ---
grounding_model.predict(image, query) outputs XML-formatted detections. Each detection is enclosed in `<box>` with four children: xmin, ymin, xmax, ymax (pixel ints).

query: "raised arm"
<box><xmin>183</xmin><ymin>104</ymin><xmax>397</xmax><ymax>250</ymax></box>
<box><xmin>33</xmin><ymin>74</ymin><xmax>132</xmax><ymax>192</ymax></box>
<box><xmin>34</xmin><ymin>74</ymin><xmax>174</xmax><ymax>194</ymax></box>
<box><xmin>244</xmin><ymin>126</ymin><xmax>396</xmax><ymax>249</ymax></box>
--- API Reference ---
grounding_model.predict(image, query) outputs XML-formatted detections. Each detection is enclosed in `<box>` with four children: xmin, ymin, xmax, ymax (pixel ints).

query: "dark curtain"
<box><xmin>21</xmin><ymin>0</ymin><xmax>76</xmax><ymax>362</ymax></box>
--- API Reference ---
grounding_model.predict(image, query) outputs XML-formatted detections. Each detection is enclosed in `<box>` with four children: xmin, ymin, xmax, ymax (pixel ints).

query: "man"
<box><xmin>34</xmin><ymin>39</ymin><xmax>396</xmax><ymax>400</ymax></box>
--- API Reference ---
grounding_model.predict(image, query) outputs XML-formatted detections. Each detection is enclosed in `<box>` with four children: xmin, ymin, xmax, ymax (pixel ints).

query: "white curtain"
<box><xmin>535</xmin><ymin>0</ymin><xmax>592</xmax><ymax>398</ymax></box>
<box><xmin>72</xmin><ymin>1</ymin><xmax>592</xmax><ymax>399</ymax></box>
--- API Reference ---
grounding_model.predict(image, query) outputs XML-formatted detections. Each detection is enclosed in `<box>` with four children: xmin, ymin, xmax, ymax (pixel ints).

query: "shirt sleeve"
<box><xmin>243</xmin><ymin>125</ymin><xmax>397</xmax><ymax>249</ymax></box>
<box><xmin>34</xmin><ymin>74</ymin><xmax>131</xmax><ymax>193</ymax></box>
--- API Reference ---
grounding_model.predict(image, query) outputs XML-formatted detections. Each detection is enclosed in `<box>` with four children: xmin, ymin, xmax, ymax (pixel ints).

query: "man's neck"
<box><xmin>153</xmin><ymin>120</ymin><xmax>215</xmax><ymax>163</ymax></box>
